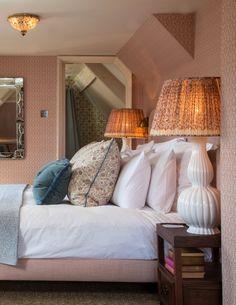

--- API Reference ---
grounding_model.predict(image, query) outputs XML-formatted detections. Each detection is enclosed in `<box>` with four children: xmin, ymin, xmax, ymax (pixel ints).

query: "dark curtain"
<box><xmin>66</xmin><ymin>87</ymin><xmax>80</xmax><ymax>159</ymax></box>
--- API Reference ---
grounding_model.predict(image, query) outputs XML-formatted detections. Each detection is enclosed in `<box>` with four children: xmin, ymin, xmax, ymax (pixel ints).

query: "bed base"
<box><xmin>0</xmin><ymin>259</ymin><xmax>157</xmax><ymax>282</ymax></box>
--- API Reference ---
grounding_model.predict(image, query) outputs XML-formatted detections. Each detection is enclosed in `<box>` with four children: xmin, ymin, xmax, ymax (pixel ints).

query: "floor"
<box><xmin>0</xmin><ymin>282</ymin><xmax>160</xmax><ymax>305</ymax></box>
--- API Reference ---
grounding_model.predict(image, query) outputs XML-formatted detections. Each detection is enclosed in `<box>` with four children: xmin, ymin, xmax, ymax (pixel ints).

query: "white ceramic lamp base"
<box><xmin>177</xmin><ymin>137</ymin><xmax>220</xmax><ymax>235</ymax></box>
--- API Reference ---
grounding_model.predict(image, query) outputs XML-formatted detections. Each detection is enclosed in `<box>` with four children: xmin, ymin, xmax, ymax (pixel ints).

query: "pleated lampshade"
<box><xmin>105</xmin><ymin>108</ymin><xmax>148</xmax><ymax>139</ymax></box>
<box><xmin>150</xmin><ymin>77</ymin><xmax>220</xmax><ymax>137</ymax></box>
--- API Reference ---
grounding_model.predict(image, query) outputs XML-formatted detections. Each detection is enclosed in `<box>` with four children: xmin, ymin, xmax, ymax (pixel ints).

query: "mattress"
<box><xmin>18</xmin><ymin>186</ymin><xmax>183</xmax><ymax>260</ymax></box>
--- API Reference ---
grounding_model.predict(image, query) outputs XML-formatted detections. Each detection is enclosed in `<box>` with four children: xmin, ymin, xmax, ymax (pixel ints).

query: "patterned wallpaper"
<box><xmin>0</xmin><ymin>56</ymin><xmax>57</xmax><ymax>184</ymax></box>
<box><xmin>221</xmin><ymin>0</ymin><xmax>236</xmax><ymax>303</ymax></box>
<box><xmin>163</xmin><ymin>0</ymin><xmax>221</xmax><ymax>79</ymax></box>
<box><xmin>155</xmin><ymin>13</ymin><xmax>195</xmax><ymax>57</ymax></box>
<box><xmin>118</xmin><ymin>1</ymin><xmax>221</xmax><ymax>115</ymax></box>
<box><xmin>71</xmin><ymin>84</ymin><xmax>107</xmax><ymax>148</ymax></box>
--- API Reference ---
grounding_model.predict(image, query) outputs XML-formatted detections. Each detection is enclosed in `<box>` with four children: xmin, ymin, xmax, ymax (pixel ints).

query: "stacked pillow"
<box><xmin>111</xmin><ymin>152</ymin><xmax>151</xmax><ymax>209</ymax></box>
<box><xmin>33</xmin><ymin>139</ymin><xmax>120</xmax><ymax>207</ymax></box>
<box><xmin>33</xmin><ymin>159</ymin><xmax>72</xmax><ymax>205</ymax></box>
<box><xmin>68</xmin><ymin>139</ymin><xmax>120</xmax><ymax>207</ymax></box>
<box><xmin>152</xmin><ymin>139</ymin><xmax>191</xmax><ymax>211</ymax></box>
<box><xmin>146</xmin><ymin>150</ymin><xmax>176</xmax><ymax>213</ymax></box>
<box><xmin>112</xmin><ymin>140</ymin><xmax>179</xmax><ymax>211</ymax></box>
<box><xmin>33</xmin><ymin>137</ymin><xmax>217</xmax><ymax>211</ymax></box>
<box><xmin>113</xmin><ymin>138</ymin><xmax>189</xmax><ymax>212</ymax></box>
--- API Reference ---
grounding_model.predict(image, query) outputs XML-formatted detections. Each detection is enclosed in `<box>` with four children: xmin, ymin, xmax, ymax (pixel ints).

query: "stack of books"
<box><xmin>165</xmin><ymin>247</ymin><xmax>205</xmax><ymax>279</ymax></box>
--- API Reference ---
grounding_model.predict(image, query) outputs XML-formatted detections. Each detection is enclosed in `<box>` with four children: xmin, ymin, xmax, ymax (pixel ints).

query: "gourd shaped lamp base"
<box><xmin>177</xmin><ymin>137</ymin><xmax>220</xmax><ymax>235</ymax></box>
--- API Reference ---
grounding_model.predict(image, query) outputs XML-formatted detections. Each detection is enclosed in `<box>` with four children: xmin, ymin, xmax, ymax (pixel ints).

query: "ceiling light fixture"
<box><xmin>7</xmin><ymin>13</ymin><xmax>40</xmax><ymax>36</ymax></box>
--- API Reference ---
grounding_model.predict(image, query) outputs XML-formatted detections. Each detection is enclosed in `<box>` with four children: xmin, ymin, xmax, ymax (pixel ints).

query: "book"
<box><xmin>165</xmin><ymin>257</ymin><xmax>204</xmax><ymax>272</ymax></box>
<box><xmin>180</xmin><ymin>256</ymin><xmax>204</xmax><ymax>266</ymax></box>
<box><xmin>165</xmin><ymin>263</ymin><xmax>175</xmax><ymax>274</ymax></box>
<box><xmin>168</xmin><ymin>248</ymin><xmax>204</xmax><ymax>265</ymax></box>
<box><xmin>181</xmin><ymin>265</ymin><xmax>205</xmax><ymax>272</ymax></box>
<box><xmin>182</xmin><ymin>271</ymin><xmax>205</xmax><ymax>279</ymax></box>
<box><xmin>165</xmin><ymin>263</ymin><xmax>205</xmax><ymax>279</ymax></box>
<box><xmin>165</xmin><ymin>256</ymin><xmax>174</xmax><ymax>268</ymax></box>
<box><xmin>169</xmin><ymin>247</ymin><xmax>204</xmax><ymax>258</ymax></box>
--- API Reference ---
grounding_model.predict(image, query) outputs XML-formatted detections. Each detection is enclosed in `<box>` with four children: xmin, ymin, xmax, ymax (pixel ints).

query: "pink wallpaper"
<box><xmin>0</xmin><ymin>56</ymin><xmax>57</xmax><ymax>184</ymax></box>
<box><xmin>155</xmin><ymin>13</ymin><xmax>195</xmax><ymax>57</ymax></box>
<box><xmin>221</xmin><ymin>0</ymin><xmax>236</xmax><ymax>303</ymax></box>
<box><xmin>119</xmin><ymin>0</ymin><xmax>233</xmax><ymax>300</ymax></box>
<box><xmin>118</xmin><ymin>0</ymin><xmax>221</xmax><ymax>116</ymax></box>
<box><xmin>163</xmin><ymin>0</ymin><xmax>221</xmax><ymax>79</ymax></box>
<box><xmin>118</xmin><ymin>14</ymin><xmax>194</xmax><ymax>115</ymax></box>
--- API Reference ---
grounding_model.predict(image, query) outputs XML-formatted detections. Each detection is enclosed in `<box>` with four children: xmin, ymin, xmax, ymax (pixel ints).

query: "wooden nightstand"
<box><xmin>156</xmin><ymin>224</ymin><xmax>222</xmax><ymax>305</ymax></box>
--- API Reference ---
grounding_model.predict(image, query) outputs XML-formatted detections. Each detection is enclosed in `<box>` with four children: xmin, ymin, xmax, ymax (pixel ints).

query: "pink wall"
<box><xmin>221</xmin><ymin>0</ymin><xmax>236</xmax><ymax>303</ymax></box>
<box><xmin>162</xmin><ymin>0</ymin><xmax>221</xmax><ymax>80</ymax></box>
<box><xmin>0</xmin><ymin>56</ymin><xmax>57</xmax><ymax>184</ymax></box>
<box><xmin>118</xmin><ymin>0</ymin><xmax>221</xmax><ymax>116</ymax></box>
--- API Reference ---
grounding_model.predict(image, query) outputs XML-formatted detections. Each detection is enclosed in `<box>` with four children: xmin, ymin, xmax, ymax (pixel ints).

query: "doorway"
<box><xmin>57</xmin><ymin>56</ymin><xmax>132</xmax><ymax>159</ymax></box>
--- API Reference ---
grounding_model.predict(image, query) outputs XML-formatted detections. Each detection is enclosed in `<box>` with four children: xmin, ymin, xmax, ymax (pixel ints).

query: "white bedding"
<box><xmin>18</xmin><ymin>186</ymin><xmax>183</xmax><ymax>260</ymax></box>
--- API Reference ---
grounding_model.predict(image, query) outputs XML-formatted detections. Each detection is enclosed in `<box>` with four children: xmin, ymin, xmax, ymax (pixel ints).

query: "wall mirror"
<box><xmin>0</xmin><ymin>77</ymin><xmax>24</xmax><ymax>159</ymax></box>
<box><xmin>57</xmin><ymin>56</ymin><xmax>132</xmax><ymax>158</ymax></box>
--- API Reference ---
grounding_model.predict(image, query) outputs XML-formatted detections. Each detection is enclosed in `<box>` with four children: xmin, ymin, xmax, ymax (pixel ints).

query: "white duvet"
<box><xmin>18</xmin><ymin>187</ymin><xmax>183</xmax><ymax>260</ymax></box>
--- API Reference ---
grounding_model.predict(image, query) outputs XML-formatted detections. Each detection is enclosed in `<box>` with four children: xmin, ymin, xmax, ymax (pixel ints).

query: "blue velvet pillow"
<box><xmin>33</xmin><ymin>159</ymin><xmax>72</xmax><ymax>205</ymax></box>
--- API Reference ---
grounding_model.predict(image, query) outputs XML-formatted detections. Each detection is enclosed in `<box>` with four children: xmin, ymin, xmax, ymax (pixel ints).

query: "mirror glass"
<box><xmin>65</xmin><ymin>63</ymin><xmax>126</xmax><ymax>154</ymax></box>
<box><xmin>0</xmin><ymin>78</ymin><xmax>24</xmax><ymax>159</ymax></box>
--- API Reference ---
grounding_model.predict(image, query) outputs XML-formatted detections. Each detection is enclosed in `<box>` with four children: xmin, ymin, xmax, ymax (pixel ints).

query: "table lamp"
<box><xmin>104</xmin><ymin>108</ymin><xmax>148</xmax><ymax>152</ymax></box>
<box><xmin>150</xmin><ymin>77</ymin><xmax>221</xmax><ymax>235</ymax></box>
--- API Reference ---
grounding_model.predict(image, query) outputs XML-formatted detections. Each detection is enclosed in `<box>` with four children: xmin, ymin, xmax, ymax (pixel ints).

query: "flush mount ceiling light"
<box><xmin>7</xmin><ymin>13</ymin><xmax>40</xmax><ymax>36</ymax></box>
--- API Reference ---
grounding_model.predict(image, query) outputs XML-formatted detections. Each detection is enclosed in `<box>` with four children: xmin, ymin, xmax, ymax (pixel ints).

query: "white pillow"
<box><xmin>146</xmin><ymin>150</ymin><xmax>176</xmax><ymax>213</ymax></box>
<box><xmin>111</xmin><ymin>152</ymin><xmax>151</xmax><ymax>209</ymax></box>
<box><xmin>152</xmin><ymin>138</ymin><xmax>187</xmax><ymax>154</ymax></box>
<box><xmin>136</xmin><ymin>140</ymin><xmax>154</xmax><ymax>152</ymax></box>
<box><xmin>120</xmin><ymin>141</ymin><xmax>154</xmax><ymax>165</ymax></box>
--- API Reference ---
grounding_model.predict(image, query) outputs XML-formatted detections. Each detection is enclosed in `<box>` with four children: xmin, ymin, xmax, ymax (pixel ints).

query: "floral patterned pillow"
<box><xmin>68</xmin><ymin>139</ymin><xmax>120</xmax><ymax>207</ymax></box>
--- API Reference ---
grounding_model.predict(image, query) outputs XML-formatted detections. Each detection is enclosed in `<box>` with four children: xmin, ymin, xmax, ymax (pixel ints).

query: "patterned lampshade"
<box><xmin>104</xmin><ymin>108</ymin><xmax>148</xmax><ymax>139</ymax></box>
<box><xmin>150</xmin><ymin>77</ymin><xmax>220</xmax><ymax>137</ymax></box>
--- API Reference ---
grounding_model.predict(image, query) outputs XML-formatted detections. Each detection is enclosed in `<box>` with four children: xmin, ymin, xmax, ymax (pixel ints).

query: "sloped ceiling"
<box><xmin>155</xmin><ymin>14</ymin><xmax>195</xmax><ymax>57</ymax></box>
<box><xmin>118</xmin><ymin>13</ymin><xmax>195</xmax><ymax>113</ymax></box>
<box><xmin>0</xmin><ymin>0</ymin><xmax>205</xmax><ymax>55</ymax></box>
<box><xmin>66</xmin><ymin>63</ymin><xmax>125</xmax><ymax>116</ymax></box>
<box><xmin>118</xmin><ymin>13</ymin><xmax>195</xmax><ymax>80</ymax></box>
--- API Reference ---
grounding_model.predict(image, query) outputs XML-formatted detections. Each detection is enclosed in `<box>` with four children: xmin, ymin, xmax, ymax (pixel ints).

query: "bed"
<box><xmin>0</xmin><ymin>186</ymin><xmax>183</xmax><ymax>282</ymax></box>
<box><xmin>0</xmin><ymin>138</ymin><xmax>218</xmax><ymax>283</ymax></box>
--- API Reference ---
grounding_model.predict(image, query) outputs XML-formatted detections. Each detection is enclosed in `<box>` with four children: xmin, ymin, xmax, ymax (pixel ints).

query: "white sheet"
<box><xmin>18</xmin><ymin>186</ymin><xmax>183</xmax><ymax>260</ymax></box>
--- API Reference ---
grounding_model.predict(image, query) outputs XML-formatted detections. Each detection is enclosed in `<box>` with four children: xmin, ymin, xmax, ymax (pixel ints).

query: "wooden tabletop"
<box><xmin>156</xmin><ymin>224</ymin><xmax>221</xmax><ymax>248</ymax></box>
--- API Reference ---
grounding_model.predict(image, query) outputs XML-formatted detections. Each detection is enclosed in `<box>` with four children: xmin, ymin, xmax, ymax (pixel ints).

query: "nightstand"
<box><xmin>156</xmin><ymin>224</ymin><xmax>222</xmax><ymax>305</ymax></box>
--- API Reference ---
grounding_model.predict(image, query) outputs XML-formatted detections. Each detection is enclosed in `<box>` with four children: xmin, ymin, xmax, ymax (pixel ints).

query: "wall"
<box><xmin>0</xmin><ymin>56</ymin><xmax>57</xmax><ymax>184</ymax></box>
<box><xmin>118</xmin><ymin>0</ymin><xmax>221</xmax><ymax>116</ymax></box>
<box><xmin>221</xmin><ymin>0</ymin><xmax>236</xmax><ymax>303</ymax></box>
<box><xmin>162</xmin><ymin>0</ymin><xmax>221</xmax><ymax>80</ymax></box>
<box><xmin>120</xmin><ymin>0</ymin><xmax>236</xmax><ymax>301</ymax></box>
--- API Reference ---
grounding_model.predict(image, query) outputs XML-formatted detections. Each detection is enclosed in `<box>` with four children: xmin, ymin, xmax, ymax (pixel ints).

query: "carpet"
<box><xmin>0</xmin><ymin>282</ymin><xmax>160</xmax><ymax>305</ymax></box>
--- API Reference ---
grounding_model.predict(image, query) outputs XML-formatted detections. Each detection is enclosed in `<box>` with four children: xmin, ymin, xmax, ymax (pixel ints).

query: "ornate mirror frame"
<box><xmin>0</xmin><ymin>77</ymin><xmax>24</xmax><ymax>159</ymax></box>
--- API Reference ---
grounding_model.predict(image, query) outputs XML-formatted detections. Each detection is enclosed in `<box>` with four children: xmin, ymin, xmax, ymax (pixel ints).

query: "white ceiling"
<box><xmin>0</xmin><ymin>0</ymin><xmax>206</xmax><ymax>55</ymax></box>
